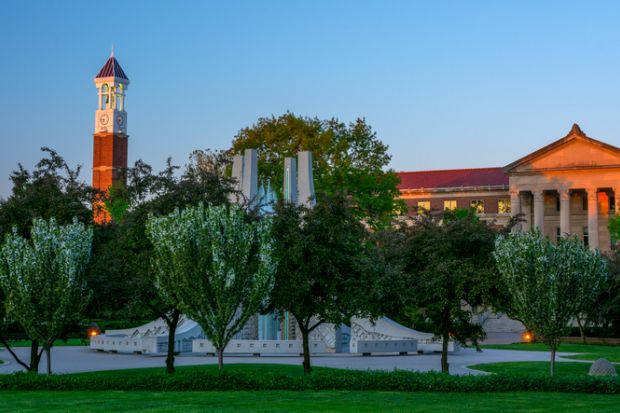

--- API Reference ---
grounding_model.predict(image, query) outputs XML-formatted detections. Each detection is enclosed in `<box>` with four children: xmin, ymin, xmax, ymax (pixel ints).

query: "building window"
<box><xmin>443</xmin><ymin>200</ymin><xmax>457</xmax><ymax>210</ymax></box>
<box><xmin>417</xmin><ymin>201</ymin><xmax>430</xmax><ymax>212</ymax></box>
<box><xmin>498</xmin><ymin>199</ymin><xmax>511</xmax><ymax>214</ymax></box>
<box><xmin>583</xmin><ymin>226</ymin><xmax>589</xmax><ymax>246</ymax></box>
<box><xmin>582</xmin><ymin>194</ymin><xmax>588</xmax><ymax>211</ymax></box>
<box><xmin>470</xmin><ymin>200</ymin><xmax>484</xmax><ymax>214</ymax></box>
<box><xmin>556</xmin><ymin>196</ymin><xmax>560</xmax><ymax>212</ymax></box>
<box><xmin>556</xmin><ymin>227</ymin><xmax>561</xmax><ymax>242</ymax></box>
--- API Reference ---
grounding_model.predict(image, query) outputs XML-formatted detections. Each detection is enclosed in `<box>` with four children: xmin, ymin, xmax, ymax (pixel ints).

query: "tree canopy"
<box><xmin>0</xmin><ymin>218</ymin><xmax>92</xmax><ymax>374</ymax></box>
<box><xmin>396</xmin><ymin>209</ymin><xmax>502</xmax><ymax>373</ymax></box>
<box><xmin>494</xmin><ymin>230</ymin><xmax>608</xmax><ymax>377</ymax></box>
<box><xmin>85</xmin><ymin>150</ymin><xmax>237</xmax><ymax>373</ymax></box>
<box><xmin>147</xmin><ymin>204</ymin><xmax>276</xmax><ymax>370</ymax></box>
<box><xmin>270</xmin><ymin>194</ymin><xmax>376</xmax><ymax>373</ymax></box>
<box><xmin>230</xmin><ymin>113</ymin><xmax>404</xmax><ymax>229</ymax></box>
<box><xmin>0</xmin><ymin>148</ymin><xmax>94</xmax><ymax>238</ymax></box>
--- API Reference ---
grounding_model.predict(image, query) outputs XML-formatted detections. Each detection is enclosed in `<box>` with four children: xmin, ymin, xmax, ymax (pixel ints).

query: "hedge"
<box><xmin>0</xmin><ymin>370</ymin><xmax>618</xmax><ymax>394</ymax></box>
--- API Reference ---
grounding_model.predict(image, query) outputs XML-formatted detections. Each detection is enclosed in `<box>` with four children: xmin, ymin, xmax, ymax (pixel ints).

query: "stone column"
<box><xmin>510</xmin><ymin>189</ymin><xmax>521</xmax><ymax>231</ymax></box>
<box><xmin>521</xmin><ymin>192</ymin><xmax>532</xmax><ymax>231</ymax></box>
<box><xmin>559</xmin><ymin>188</ymin><xmax>570</xmax><ymax>238</ymax></box>
<box><xmin>587</xmin><ymin>188</ymin><xmax>599</xmax><ymax>250</ymax></box>
<box><xmin>615</xmin><ymin>187</ymin><xmax>620</xmax><ymax>216</ymax></box>
<box><xmin>533</xmin><ymin>190</ymin><xmax>545</xmax><ymax>231</ymax></box>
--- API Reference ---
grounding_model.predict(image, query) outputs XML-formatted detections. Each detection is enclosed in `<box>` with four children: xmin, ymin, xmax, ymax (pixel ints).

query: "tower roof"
<box><xmin>95</xmin><ymin>54</ymin><xmax>129</xmax><ymax>81</ymax></box>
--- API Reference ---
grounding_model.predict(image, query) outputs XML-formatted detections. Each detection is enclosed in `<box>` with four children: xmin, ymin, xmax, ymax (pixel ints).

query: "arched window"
<box><xmin>116</xmin><ymin>84</ymin><xmax>124</xmax><ymax>111</ymax></box>
<box><xmin>101</xmin><ymin>84</ymin><xmax>109</xmax><ymax>110</ymax></box>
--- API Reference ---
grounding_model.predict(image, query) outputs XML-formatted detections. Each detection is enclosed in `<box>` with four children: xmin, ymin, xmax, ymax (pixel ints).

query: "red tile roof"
<box><xmin>96</xmin><ymin>56</ymin><xmax>129</xmax><ymax>80</ymax></box>
<box><xmin>397</xmin><ymin>167</ymin><xmax>508</xmax><ymax>190</ymax></box>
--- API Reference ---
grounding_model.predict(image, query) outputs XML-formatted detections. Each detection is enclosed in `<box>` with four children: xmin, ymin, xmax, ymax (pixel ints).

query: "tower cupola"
<box><xmin>94</xmin><ymin>49</ymin><xmax>130</xmax><ymax>134</ymax></box>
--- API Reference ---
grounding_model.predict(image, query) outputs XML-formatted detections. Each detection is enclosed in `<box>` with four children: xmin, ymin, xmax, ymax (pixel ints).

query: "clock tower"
<box><xmin>92</xmin><ymin>50</ymin><xmax>130</xmax><ymax>223</ymax></box>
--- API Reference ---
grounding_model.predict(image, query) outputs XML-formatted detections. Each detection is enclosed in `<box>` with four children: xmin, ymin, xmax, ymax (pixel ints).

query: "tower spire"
<box><xmin>111</xmin><ymin>44</ymin><xmax>114</xmax><ymax>58</ymax></box>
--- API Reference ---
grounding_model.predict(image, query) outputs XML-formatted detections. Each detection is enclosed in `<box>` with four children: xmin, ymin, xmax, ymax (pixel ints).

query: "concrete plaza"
<box><xmin>0</xmin><ymin>346</ymin><xmax>581</xmax><ymax>375</ymax></box>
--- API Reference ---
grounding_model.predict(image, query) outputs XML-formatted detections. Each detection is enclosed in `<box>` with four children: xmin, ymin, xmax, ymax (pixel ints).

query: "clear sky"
<box><xmin>1</xmin><ymin>0</ymin><xmax>620</xmax><ymax>197</ymax></box>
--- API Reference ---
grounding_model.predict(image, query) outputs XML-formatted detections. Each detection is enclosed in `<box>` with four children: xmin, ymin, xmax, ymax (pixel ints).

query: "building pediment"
<box><xmin>504</xmin><ymin>124</ymin><xmax>620</xmax><ymax>174</ymax></box>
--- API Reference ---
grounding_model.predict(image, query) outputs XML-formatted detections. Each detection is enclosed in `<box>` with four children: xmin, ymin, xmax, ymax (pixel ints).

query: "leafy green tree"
<box><xmin>270</xmin><ymin>194</ymin><xmax>374</xmax><ymax>374</ymax></box>
<box><xmin>494</xmin><ymin>230</ymin><xmax>607</xmax><ymax>377</ymax></box>
<box><xmin>0</xmin><ymin>147</ymin><xmax>93</xmax><ymax>237</ymax></box>
<box><xmin>86</xmin><ymin>150</ymin><xmax>237</xmax><ymax>374</ymax></box>
<box><xmin>0</xmin><ymin>218</ymin><xmax>92</xmax><ymax>374</ymax></box>
<box><xmin>0</xmin><ymin>148</ymin><xmax>93</xmax><ymax>372</ymax></box>
<box><xmin>594</xmin><ymin>248</ymin><xmax>620</xmax><ymax>337</ymax></box>
<box><xmin>397</xmin><ymin>210</ymin><xmax>501</xmax><ymax>373</ymax></box>
<box><xmin>230</xmin><ymin>113</ymin><xmax>404</xmax><ymax>229</ymax></box>
<box><xmin>147</xmin><ymin>204</ymin><xmax>276</xmax><ymax>370</ymax></box>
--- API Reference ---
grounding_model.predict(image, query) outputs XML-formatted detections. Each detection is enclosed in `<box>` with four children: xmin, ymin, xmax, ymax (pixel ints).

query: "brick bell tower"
<box><xmin>92</xmin><ymin>49</ymin><xmax>129</xmax><ymax>223</ymax></box>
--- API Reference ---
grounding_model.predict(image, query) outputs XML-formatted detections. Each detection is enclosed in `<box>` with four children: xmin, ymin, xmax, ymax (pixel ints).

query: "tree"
<box><xmin>230</xmin><ymin>113</ymin><xmax>405</xmax><ymax>229</ymax></box>
<box><xmin>0</xmin><ymin>218</ymin><xmax>92</xmax><ymax>374</ymax></box>
<box><xmin>270</xmin><ymin>194</ymin><xmax>374</xmax><ymax>374</ymax></box>
<box><xmin>86</xmin><ymin>150</ymin><xmax>237</xmax><ymax>374</ymax></box>
<box><xmin>398</xmin><ymin>209</ymin><xmax>501</xmax><ymax>373</ymax></box>
<box><xmin>593</xmin><ymin>248</ymin><xmax>620</xmax><ymax>337</ymax></box>
<box><xmin>0</xmin><ymin>147</ymin><xmax>93</xmax><ymax>237</ymax></box>
<box><xmin>0</xmin><ymin>148</ymin><xmax>93</xmax><ymax>373</ymax></box>
<box><xmin>494</xmin><ymin>230</ymin><xmax>607</xmax><ymax>377</ymax></box>
<box><xmin>147</xmin><ymin>204</ymin><xmax>275</xmax><ymax>370</ymax></box>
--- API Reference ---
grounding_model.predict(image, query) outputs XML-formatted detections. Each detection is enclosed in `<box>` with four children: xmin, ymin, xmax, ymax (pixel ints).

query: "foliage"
<box><xmin>0</xmin><ymin>148</ymin><xmax>94</xmax><ymax>372</ymax></box>
<box><xmin>397</xmin><ymin>209</ymin><xmax>502</xmax><ymax>373</ymax></box>
<box><xmin>0</xmin><ymin>148</ymin><xmax>93</xmax><ymax>238</ymax></box>
<box><xmin>270</xmin><ymin>194</ymin><xmax>376</xmax><ymax>374</ymax></box>
<box><xmin>0</xmin><ymin>365</ymin><xmax>619</xmax><ymax>394</ymax></box>
<box><xmin>85</xmin><ymin>150</ymin><xmax>236</xmax><ymax>374</ymax></box>
<box><xmin>589</xmin><ymin>247</ymin><xmax>620</xmax><ymax>337</ymax></box>
<box><xmin>0</xmin><ymin>218</ymin><xmax>92</xmax><ymax>374</ymax></box>
<box><xmin>230</xmin><ymin>113</ymin><xmax>405</xmax><ymax>229</ymax></box>
<box><xmin>147</xmin><ymin>204</ymin><xmax>276</xmax><ymax>370</ymax></box>
<box><xmin>494</xmin><ymin>230</ymin><xmax>608</xmax><ymax>377</ymax></box>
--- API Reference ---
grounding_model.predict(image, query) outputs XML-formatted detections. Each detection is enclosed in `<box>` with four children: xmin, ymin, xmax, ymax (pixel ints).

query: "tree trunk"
<box><xmin>217</xmin><ymin>348</ymin><xmax>224</xmax><ymax>371</ymax></box>
<box><xmin>301</xmin><ymin>327</ymin><xmax>312</xmax><ymax>375</ymax></box>
<box><xmin>45</xmin><ymin>346</ymin><xmax>52</xmax><ymax>375</ymax></box>
<box><xmin>550</xmin><ymin>346</ymin><xmax>556</xmax><ymax>377</ymax></box>
<box><xmin>576</xmin><ymin>317</ymin><xmax>586</xmax><ymax>344</ymax></box>
<box><xmin>165</xmin><ymin>309</ymin><xmax>180</xmax><ymax>374</ymax></box>
<box><xmin>441</xmin><ymin>332</ymin><xmax>450</xmax><ymax>374</ymax></box>
<box><xmin>29</xmin><ymin>339</ymin><xmax>41</xmax><ymax>373</ymax></box>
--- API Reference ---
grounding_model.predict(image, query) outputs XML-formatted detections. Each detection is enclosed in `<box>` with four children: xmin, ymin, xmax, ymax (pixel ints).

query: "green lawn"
<box><xmin>480</xmin><ymin>343</ymin><xmax>620</xmax><ymax>362</ymax></box>
<box><xmin>73</xmin><ymin>362</ymin><xmax>328</xmax><ymax>378</ymax></box>
<box><xmin>0</xmin><ymin>338</ymin><xmax>86</xmax><ymax>348</ymax></box>
<box><xmin>469</xmin><ymin>361</ymin><xmax>593</xmax><ymax>377</ymax></box>
<box><xmin>0</xmin><ymin>391</ymin><xmax>617</xmax><ymax>413</ymax></box>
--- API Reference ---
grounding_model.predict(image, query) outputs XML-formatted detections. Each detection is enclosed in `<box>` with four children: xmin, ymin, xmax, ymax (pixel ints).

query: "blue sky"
<box><xmin>1</xmin><ymin>0</ymin><xmax>620</xmax><ymax>197</ymax></box>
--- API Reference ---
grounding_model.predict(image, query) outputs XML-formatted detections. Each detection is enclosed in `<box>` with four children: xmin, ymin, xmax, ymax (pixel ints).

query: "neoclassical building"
<box><xmin>398</xmin><ymin>124</ymin><xmax>620</xmax><ymax>252</ymax></box>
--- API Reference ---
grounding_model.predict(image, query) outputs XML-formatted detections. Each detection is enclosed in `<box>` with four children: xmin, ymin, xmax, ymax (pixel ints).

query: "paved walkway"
<box><xmin>0</xmin><ymin>346</ymin><xmax>580</xmax><ymax>375</ymax></box>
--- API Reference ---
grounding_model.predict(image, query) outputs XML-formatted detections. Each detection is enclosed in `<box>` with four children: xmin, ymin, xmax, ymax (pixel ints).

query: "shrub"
<box><xmin>0</xmin><ymin>369</ymin><xmax>618</xmax><ymax>394</ymax></box>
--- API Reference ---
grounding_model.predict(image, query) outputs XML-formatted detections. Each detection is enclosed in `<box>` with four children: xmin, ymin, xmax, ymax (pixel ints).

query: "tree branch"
<box><xmin>0</xmin><ymin>337</ymin><xmax>30</xmax><ymax>371</ymax></box>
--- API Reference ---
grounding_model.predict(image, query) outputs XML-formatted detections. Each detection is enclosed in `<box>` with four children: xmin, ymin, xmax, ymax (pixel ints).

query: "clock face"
<box><xmin>99</xmin><ymin>114</ymin><xmax>109</xmax><ymax>125</ymax></box>
<box><xmin>116</xmin><ymin>115</ymin><xmax>124</xmax><ymax>126</ymax></box>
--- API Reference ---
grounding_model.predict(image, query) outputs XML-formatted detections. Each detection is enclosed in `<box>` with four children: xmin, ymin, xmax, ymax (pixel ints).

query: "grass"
<box><xmin>0</xmin><ymin>391</ymin><xmax>617</xmax><ymax>412</ymax></box>
<box><xmin>480</xmin><ymin>342</ymin><xmax>620</xmax><ymax>362</ymax></box>
<box><xmin>0</xmin><ymin>338</ymin><xmax>86</xmax><ymax>348</ymax></box>
<box><xmin>72</xmin><ymin>363</ymin><xmax>329</xmax><ymax>378</ymax></box>
<box><xmin>469</xmin><ymin>361</ymin><xmax>593</xmax><ymax>377</ymax></box>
